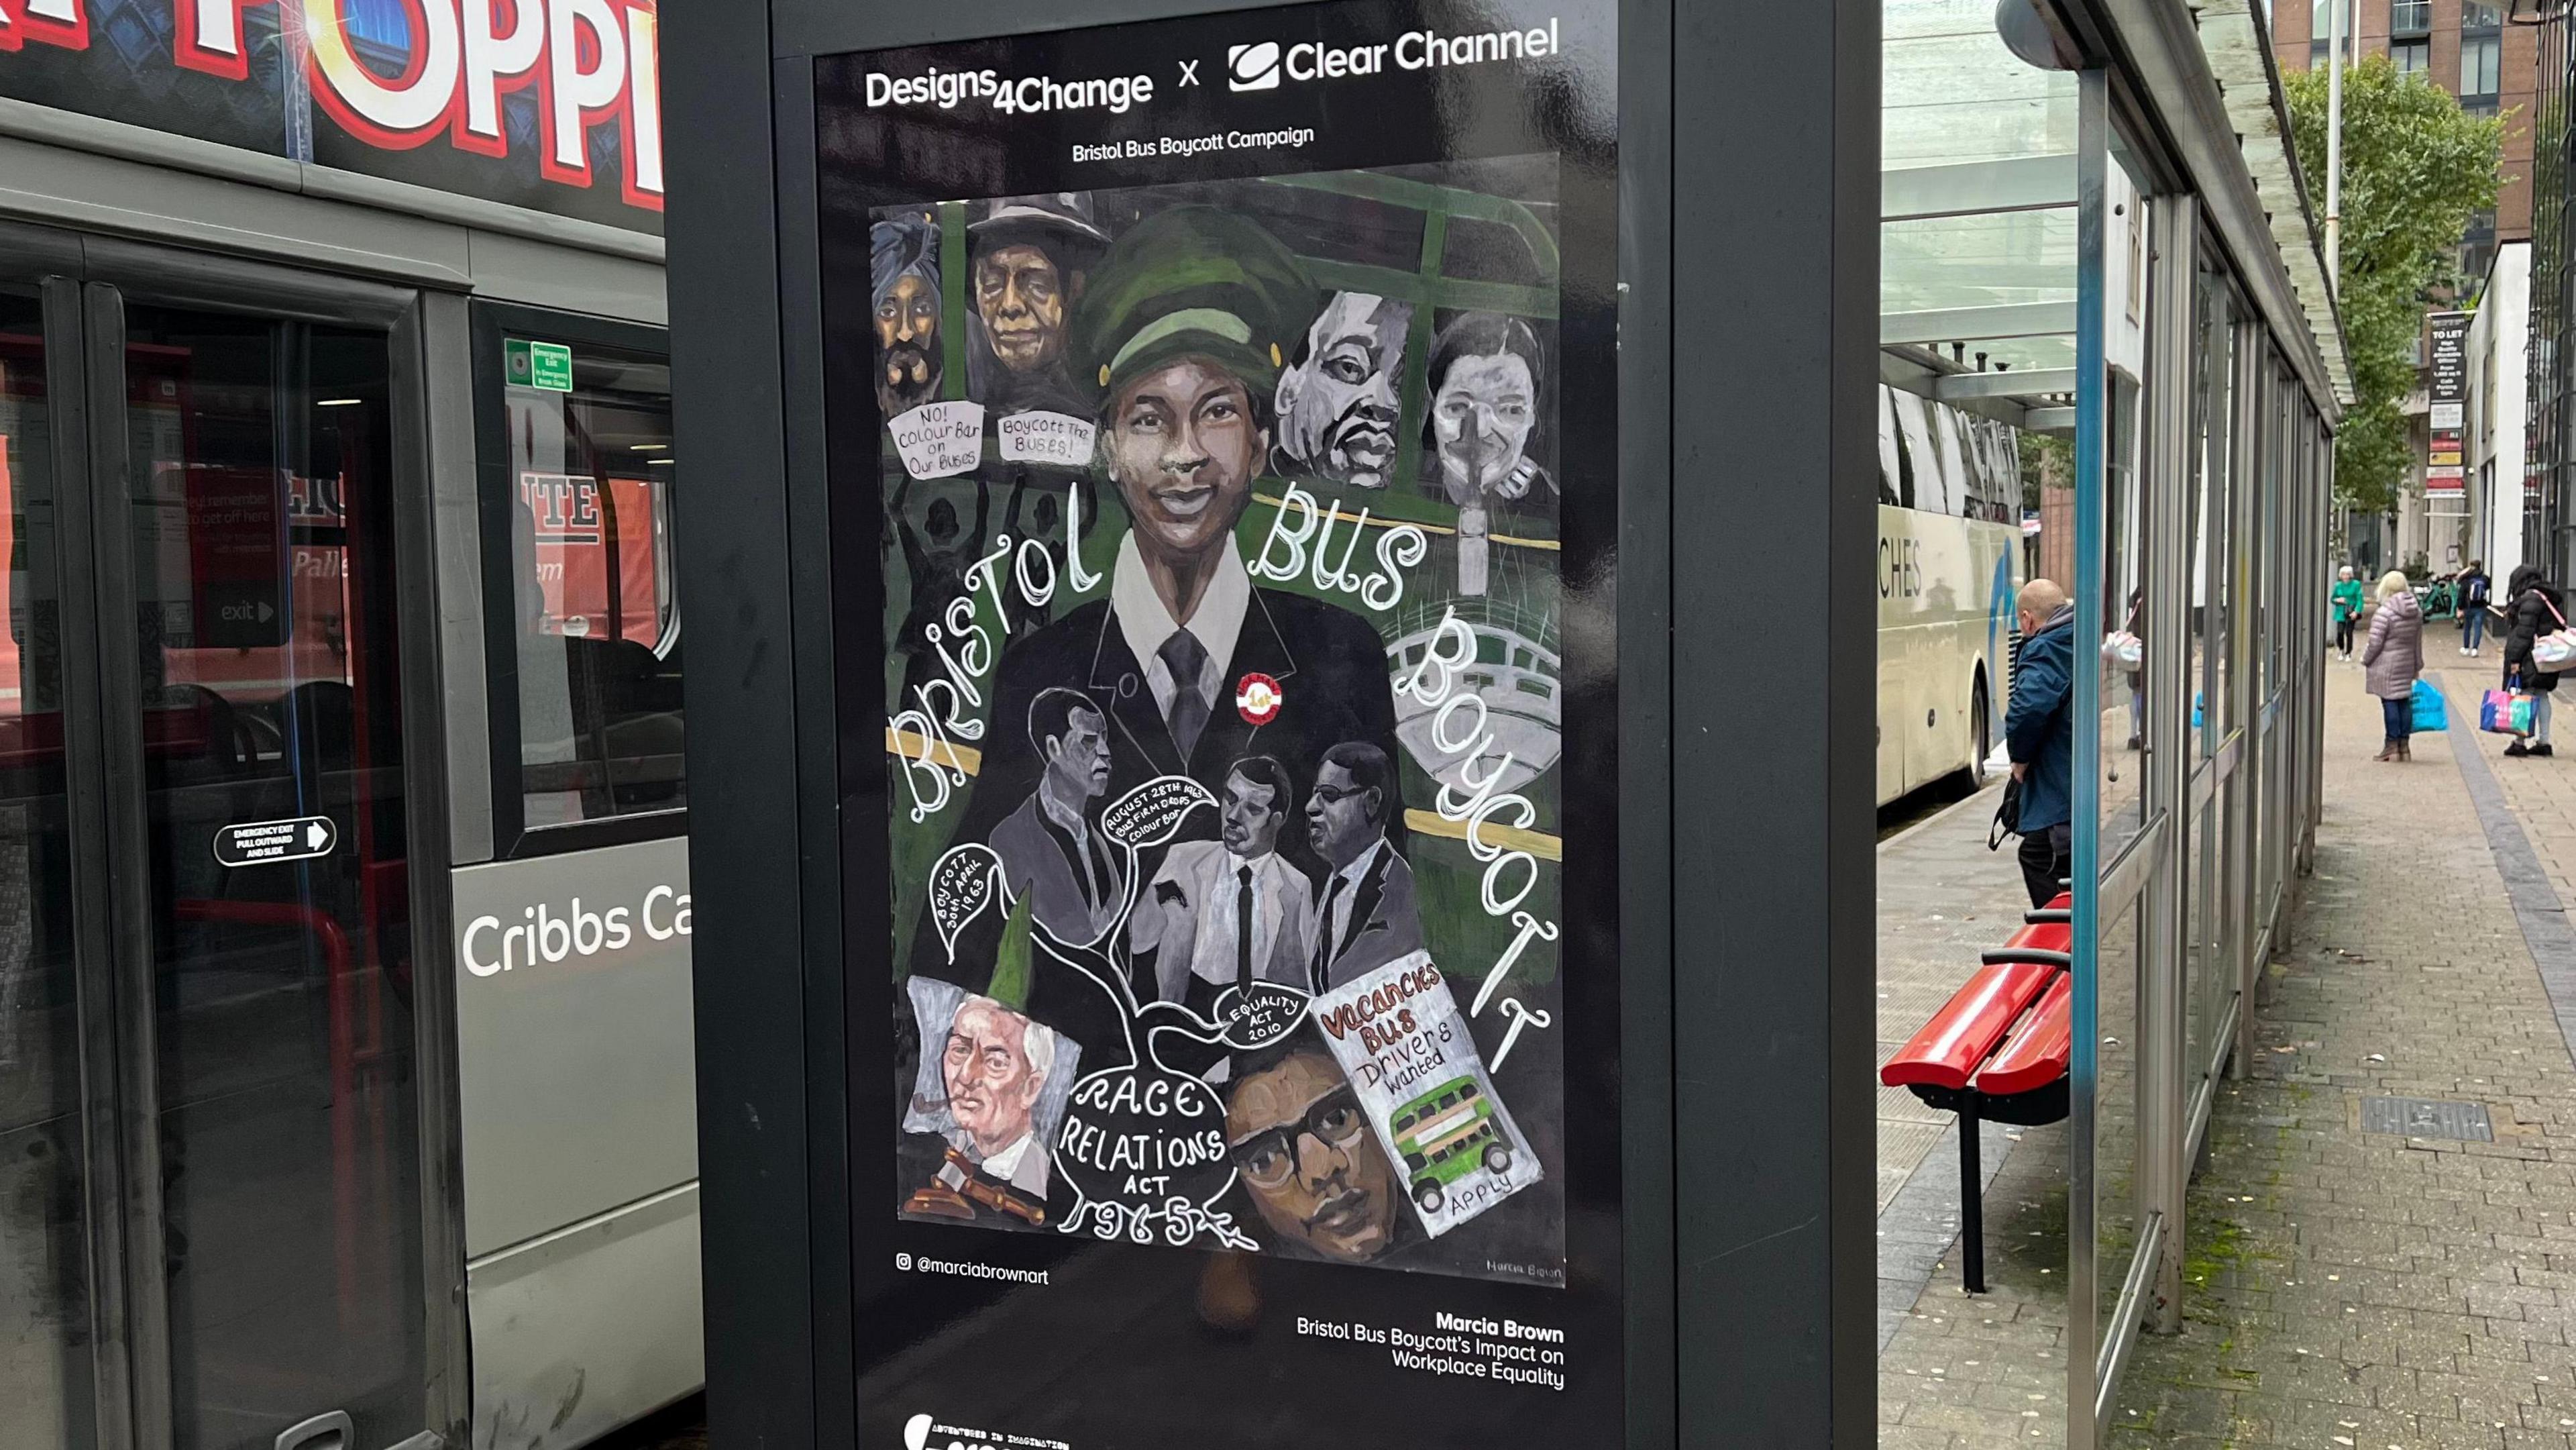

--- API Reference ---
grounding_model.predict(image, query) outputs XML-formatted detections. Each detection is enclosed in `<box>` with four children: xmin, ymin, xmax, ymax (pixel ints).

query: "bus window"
<box><xmin>477</xmin><ymin>308</ymin><xmax>684</xmax><ymax>849</ymax></box>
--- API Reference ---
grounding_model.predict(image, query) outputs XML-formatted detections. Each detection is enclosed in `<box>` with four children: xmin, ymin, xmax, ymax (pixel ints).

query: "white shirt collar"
<box><xmin>1035</xmin><ymin>783</ymin><xmax>1089</xmax><ymax>839</ymax></box>
<box><xmin>1112</xmin><ymin>532</ymin><xmax>1253</xmax><ymax>705</ymax></box>
<box><xmin>977</xmin><ymin>1130</ymin><xmax>1037</xmax><ymax>1179</ymax></box>
<box><xmin>1332</xmin><ymin>837</ymin><xmax>1385</xmax><ymax>892</ymax></box>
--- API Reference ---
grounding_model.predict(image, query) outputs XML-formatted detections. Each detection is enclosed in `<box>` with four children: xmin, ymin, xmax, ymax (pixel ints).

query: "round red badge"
<box><xmin>1235</xmin><ymin>672</ymin><xmax>1283</xmax><ymax>726</ymax></box>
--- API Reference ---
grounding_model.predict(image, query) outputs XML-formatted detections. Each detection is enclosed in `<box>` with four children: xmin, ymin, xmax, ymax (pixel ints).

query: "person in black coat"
<box><xmin>2503</xmin><ymin>563</ymin><xmax>2566</xmax><ymax>758</ymax></box>
<box><xmin>2459</xmin><ymin>559</ymin><xmax>2491</xmax><ymax>656</ymax></box>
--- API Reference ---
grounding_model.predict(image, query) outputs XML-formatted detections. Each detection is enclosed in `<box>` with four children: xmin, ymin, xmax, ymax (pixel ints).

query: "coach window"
<box><xmin>473</xmin><ymin>303</ymin><xmax>684</xmax><ymax>855</ymax></box>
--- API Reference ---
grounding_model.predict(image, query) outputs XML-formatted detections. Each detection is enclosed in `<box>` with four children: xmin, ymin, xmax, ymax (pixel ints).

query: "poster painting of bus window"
<box><xmin>879</xmin><ymin>159</ymin><xmax>1568</xmax><ymax>1287</ymax></box>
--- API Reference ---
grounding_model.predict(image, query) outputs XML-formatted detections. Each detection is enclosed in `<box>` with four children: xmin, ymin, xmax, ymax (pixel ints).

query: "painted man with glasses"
<box><xmin>1224</xmin><ymin>1029</ymin><xmax>1402</xmax><ymax>1263</ymax></box>
<box><xmin>1305</xmin><ymin>741</ymin><xmax>1424</xmax><ymax>992</ymax></box>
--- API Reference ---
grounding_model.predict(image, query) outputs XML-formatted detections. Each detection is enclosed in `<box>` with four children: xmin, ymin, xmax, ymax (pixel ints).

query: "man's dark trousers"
<box><xmin>2018</xmin><ymin>821</ymin><xmax>2071</xmax><ymax>909</ymax></box>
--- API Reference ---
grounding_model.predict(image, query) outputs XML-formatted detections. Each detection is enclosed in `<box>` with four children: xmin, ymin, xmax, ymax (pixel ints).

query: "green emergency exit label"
<box><xmin>506</xmin><ymin>338</ymin><xmax>574</xmax><ymax>393</ymax></box>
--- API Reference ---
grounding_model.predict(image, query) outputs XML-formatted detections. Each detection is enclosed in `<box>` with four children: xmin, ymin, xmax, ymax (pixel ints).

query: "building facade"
<box><xmin>2471</xmin><ymin>246</ymin><xmax>2532</xmax><ymax>578</ymax></box>
<box><xmin>2272</xmin><ymin>0</ymin><xmax>2533</xmax><ymax>278</ymax></box>
<box><xmin>2532</xmin><ymin>10</ymin><xmax>2575</xmax><ymax>581</ymax></box>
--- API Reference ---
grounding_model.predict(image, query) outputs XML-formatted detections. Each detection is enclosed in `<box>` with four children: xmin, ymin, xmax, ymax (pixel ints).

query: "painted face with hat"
<box><xmin>971</xmin><ymin>194</ymin><xmax>1108</xmax><ymax>379</ymax></box>
<box><xmin>871</xmin><ymin>215</ymin><xmax>943</xmax><ymax>416</ymax></box>
<box><xmin>1069</xmin><ymin>207</ymin><xmax>1319</xmax><ymax>619</ymax></box>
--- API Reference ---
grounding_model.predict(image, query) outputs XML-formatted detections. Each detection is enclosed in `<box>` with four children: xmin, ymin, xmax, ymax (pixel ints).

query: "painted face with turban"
<box><xmin>872</xmin><ymin>215</ymin><xmax>943</xmax><ymax>416</ymax></box>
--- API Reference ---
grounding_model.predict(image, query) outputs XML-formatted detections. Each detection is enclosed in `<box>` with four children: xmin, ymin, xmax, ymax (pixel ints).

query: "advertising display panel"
<box><xmin>2428</xmin><ymin>309</ymin><xmax>2468</xmax><ymax>494</ymax></box>
<box><xmin>822</xmin><ymin>0</ymin><xmax>1619</xmax><ymax>1442</ymax></box>
<box><xmin>0</xmin><ymin>0</ymin><xmax>663</xmax><ymax>231</ymax></box>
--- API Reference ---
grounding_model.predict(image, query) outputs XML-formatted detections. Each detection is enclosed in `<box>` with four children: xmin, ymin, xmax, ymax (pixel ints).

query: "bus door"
<box><xmin>0</xmin><ymin>236</ymin><xmax>445</xmax><ymax>1450</ymax></box>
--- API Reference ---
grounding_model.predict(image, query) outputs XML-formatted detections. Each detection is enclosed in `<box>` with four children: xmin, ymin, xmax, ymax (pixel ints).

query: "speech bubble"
<box><xmin>1216</xmin><ymin>981</ymin><xmax>1309</xmax><ymax>1051</ymax></box>
<box><xmin>1099</xmin><ymin>775</ymin><xmax>1215</xmax><ymax>851</ymax></box>
<box><xmin>927</xmin><ymin>841</ymin><xmax>1004</xmax><ymax>964</ymax></box>
<box><xmin>1051</xmin><ymin>1062</ymin><xmax>1237</xmax><ymax>1243</ymax></box>
<box><xmin>890</xmin><ymin>401</ymin><xmax>986</xmax><ymax>480</ymax></box>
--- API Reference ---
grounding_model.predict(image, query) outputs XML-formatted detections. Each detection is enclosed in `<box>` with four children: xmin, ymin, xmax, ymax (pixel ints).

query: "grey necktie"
<box><xmin>1157</xmin><ymin>630</ymin><xmax>1212</xmax><ymax>759</ymax></box>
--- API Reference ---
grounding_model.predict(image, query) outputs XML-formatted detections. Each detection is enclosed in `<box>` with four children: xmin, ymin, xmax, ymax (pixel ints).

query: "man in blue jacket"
<box><xmin>2004</xmin><ymin>578</ymin><xmax>2076</xmax><ymax>908</ymax></box>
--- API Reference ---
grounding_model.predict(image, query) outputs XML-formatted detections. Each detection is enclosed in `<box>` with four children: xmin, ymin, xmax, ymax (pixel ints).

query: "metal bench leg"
<box><xmin>1960</xmin><ymin>1098</ymin><xmax>1985</xmax><ymax>1294</ymax></box>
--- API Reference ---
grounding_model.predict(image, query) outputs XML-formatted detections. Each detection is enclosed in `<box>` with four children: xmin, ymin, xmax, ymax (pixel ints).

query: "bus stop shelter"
<box><xmin>664</xmin><ymin>0</ymin><xmax>2346</xmax><ymax>1444</ymax></box>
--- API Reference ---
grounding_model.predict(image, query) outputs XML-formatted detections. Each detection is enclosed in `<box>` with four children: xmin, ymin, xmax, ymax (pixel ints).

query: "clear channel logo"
<box><xmin>1223</xmin><ymin>22</ymin><xmax>1564</xmax><ymax>93</ymax></box>
<box><xmin>1227</xmin><ymin>40</ymin><xmax>1282</xmax><ymax>90</ymax></box>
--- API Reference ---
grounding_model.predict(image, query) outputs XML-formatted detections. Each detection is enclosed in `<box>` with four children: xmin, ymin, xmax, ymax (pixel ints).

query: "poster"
<box><xmin>826</xmin><ymin>0</ymin><xmax>1616</xmax><ymax>1441</ymax></box>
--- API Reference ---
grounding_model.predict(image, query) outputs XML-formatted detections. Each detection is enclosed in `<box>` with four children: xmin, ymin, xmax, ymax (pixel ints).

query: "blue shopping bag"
<box><xmin>2412</xmin><ymin>678</ymin><xmax>2448</xmax><ymax>731</ymax></box>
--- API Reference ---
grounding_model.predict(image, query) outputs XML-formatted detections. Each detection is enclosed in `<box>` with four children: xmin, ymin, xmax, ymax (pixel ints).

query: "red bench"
<box><xmin>1881</xmin><ymin>891</ymin><xmax>2075</xmax><ymax>1292</ymax></box>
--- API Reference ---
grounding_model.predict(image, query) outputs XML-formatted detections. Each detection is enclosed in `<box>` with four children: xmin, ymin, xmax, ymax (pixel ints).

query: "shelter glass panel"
<box><xmin>2095</xmin><ymin>890</ymin><xmax>2143</xmax><ymax>1351</ymax></box>
<box><xmin>2101</xmin><ymin>372</ymin><xmax>2147</xmax><ymax>862</ymax></box>
<box><xmin>0</xmin><ymin>287</ymin><xmax>95</xmax><ymax>1450</ymax></box>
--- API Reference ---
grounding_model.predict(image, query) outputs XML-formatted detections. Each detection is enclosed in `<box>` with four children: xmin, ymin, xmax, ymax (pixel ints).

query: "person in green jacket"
<box><xmin>2332</xmin><ymin>565</ymin><xmax>2365</xmax><ymax>661</ymax></box>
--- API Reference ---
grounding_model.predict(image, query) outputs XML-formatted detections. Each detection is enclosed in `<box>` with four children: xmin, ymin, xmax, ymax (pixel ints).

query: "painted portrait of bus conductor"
<box><xmin>1273</xmin><ymin>291</ymin><xmax>1413</xmax><ymax>490</ymax></box>
<box><xmin>946</xmin><ymin>207</ymin><xmax>1406</xmax><ymax>929</ymax></box>
<box><xmin>871</xmin><ymin>214</ymin><xmax>944</xmax><ymax>417</ymax></box>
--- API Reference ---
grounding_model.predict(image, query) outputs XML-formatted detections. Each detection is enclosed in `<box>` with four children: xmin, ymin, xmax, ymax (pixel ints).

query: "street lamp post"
<box><xmin>2326</xmin><ymin>0</ymin><xmax>2345</xmax><ymax>290</ymax></box>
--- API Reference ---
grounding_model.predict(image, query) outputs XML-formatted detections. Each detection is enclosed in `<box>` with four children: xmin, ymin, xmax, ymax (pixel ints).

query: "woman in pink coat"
<box><xmin>2363</xmin><ymin>570</ymin><xmax>2424</xmax><ymax>762</ymax></box>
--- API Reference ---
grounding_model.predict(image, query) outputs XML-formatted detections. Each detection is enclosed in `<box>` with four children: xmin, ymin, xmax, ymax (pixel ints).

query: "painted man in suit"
<box><xmin>1305</xmin><ymin>741</ymin><xmax>1424</xmax><ymax>992</ymax></box>
<box><xmin>900</xmin><ymin>987</ymin><xmax>1067</xmax><ymax>1230</ymax></box>
<box><xmin>988</xmin><ymin>688</ymin><xmax>1124</xmax><ymax>948</ymax></box>
<box><xmin>1132</xmin><ymin>756</ymin><xmax>1317</xmax><ymax>1013</ymax></box>
<box><xmin>940</xmin><ymin>207</ymin><xmax>1407</xmax><ymax>1030</ymax></box>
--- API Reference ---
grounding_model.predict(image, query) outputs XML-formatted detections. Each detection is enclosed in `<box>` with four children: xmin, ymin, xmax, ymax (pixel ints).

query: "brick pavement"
<box><xmin>2104</xmin><ymin>662</ymin><xmax>2576</xmax><ymax>1450</ymax></box>
<box><xmin>1882</xmin><ymin>659</ymin><xmax>2576</xmax><ymax>1449</ymax></box>
<box><xmin>2434</xmin><ymin>656</ymin><xmax>2576</xmax><ymax>912</ymax></box>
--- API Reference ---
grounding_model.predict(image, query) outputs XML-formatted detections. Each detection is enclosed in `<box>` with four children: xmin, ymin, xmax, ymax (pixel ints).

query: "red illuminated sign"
<box><xmin>0</xmin><ymin>0</ymin><xmax>662</xmax><ymax>223</ymax></box>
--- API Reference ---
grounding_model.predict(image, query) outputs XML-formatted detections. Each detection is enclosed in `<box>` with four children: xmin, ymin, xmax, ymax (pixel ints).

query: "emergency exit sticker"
<box><xmin>506</xmin><ymin>338</ymin><xmax>576</xmax><ymax>393</ymax></box>
<box><xmin>212</xmin><ymin>816</ymin><xmax>339</xmax><ymax>868</ymax></box>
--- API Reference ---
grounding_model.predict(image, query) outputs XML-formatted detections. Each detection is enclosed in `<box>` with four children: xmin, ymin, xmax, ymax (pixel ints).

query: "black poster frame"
<box><xmin>667</xmin><ymin>0</ymin><xmax>1877</xmax><ymax>1443</ymax></box>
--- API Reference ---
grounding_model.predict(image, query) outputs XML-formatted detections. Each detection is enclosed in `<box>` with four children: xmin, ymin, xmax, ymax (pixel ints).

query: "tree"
<box><xmin>2021</xmin><ymin>430</ymin><xmax>2070</xmax><ymax>510</ymax></box>
<box><xmin>2282</xmin><ymin>56</ymin><xmax>2502</xmax><ymax>517</ymax></box>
